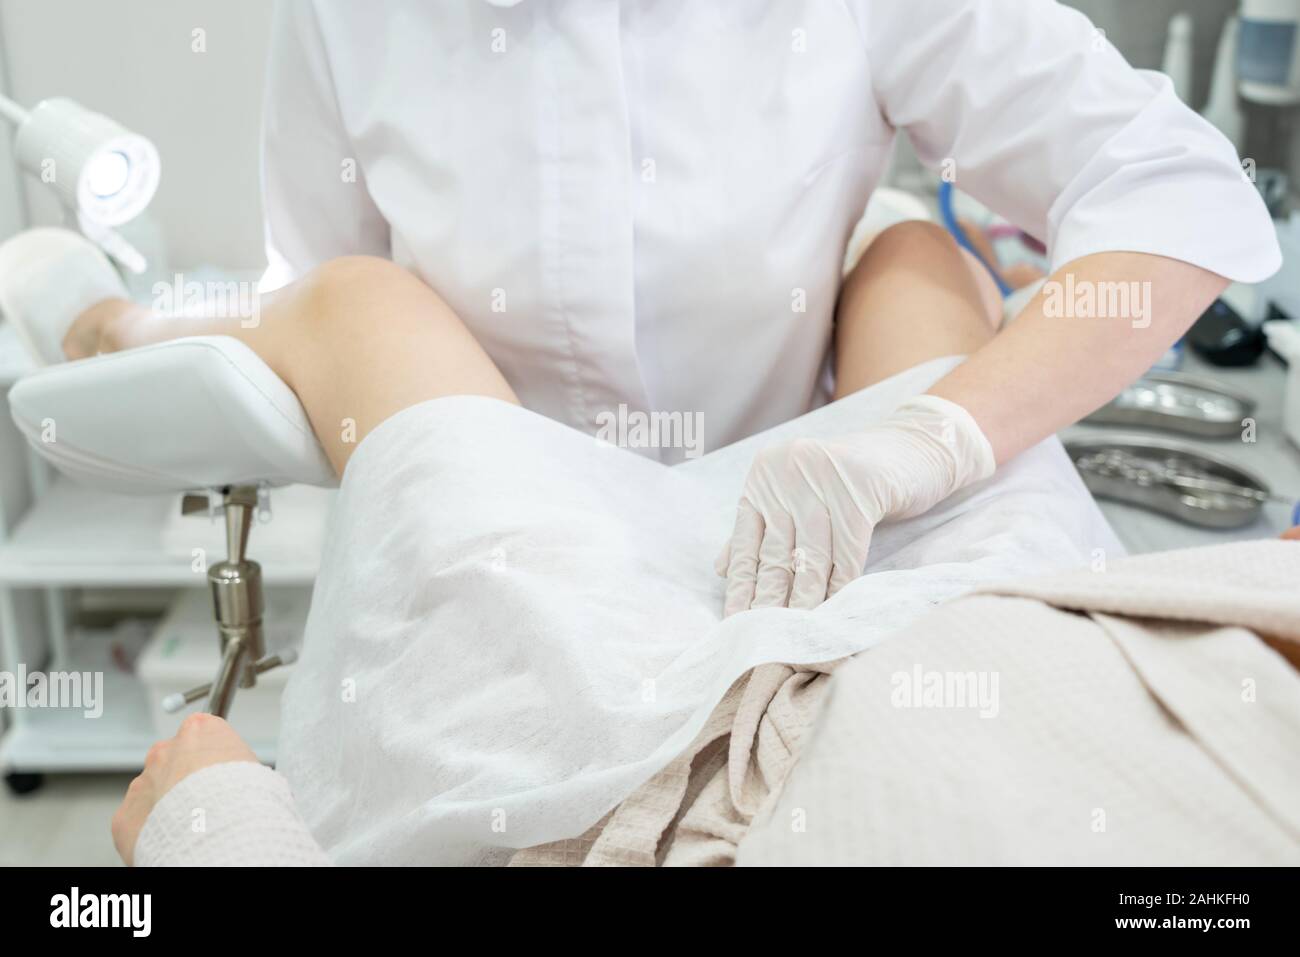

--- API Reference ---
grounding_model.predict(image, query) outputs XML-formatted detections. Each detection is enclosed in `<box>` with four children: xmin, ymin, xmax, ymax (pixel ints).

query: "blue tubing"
<box><xmin>938</xmin><ymin>180</ymin><xmax>1014</xmax><ymax>299</ymax></box>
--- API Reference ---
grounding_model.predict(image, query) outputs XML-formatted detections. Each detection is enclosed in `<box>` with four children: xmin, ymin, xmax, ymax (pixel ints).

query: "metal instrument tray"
<box><xmin>1083</xmin><ymin>372</ymin><xmax>1256</xmax><ymax>438</ymax></box>
<box><xmin>1065</xmin><ymin>435</ymin><xmax>1270</xmax><ymax>529</ymax></box>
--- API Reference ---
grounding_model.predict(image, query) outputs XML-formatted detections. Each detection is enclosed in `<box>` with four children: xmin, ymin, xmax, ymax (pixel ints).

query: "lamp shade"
<box><xmin>13</xmin><ymin>97</ymin><xmax>160</xmax><ymax>226</ymax></box>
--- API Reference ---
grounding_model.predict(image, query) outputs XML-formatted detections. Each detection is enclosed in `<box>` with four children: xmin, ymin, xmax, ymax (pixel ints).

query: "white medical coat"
<box><xmin>261</xmin><ymin>0</ymin><xmax>1280</xmax><ymax>461</ymax></box>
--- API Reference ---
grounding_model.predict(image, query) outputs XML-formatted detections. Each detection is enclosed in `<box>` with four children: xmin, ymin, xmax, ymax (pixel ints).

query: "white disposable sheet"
<box><xmin>278</xmin><ymin>356</ymin><xmax>1122</xmax><ymax>864</ymax></box>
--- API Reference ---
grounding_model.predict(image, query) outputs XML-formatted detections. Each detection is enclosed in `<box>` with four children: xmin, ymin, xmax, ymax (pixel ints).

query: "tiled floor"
<box><xmin>0</xmin><ymin>773</ymin><xmax>132</xmax><ymax>866</ymax></box>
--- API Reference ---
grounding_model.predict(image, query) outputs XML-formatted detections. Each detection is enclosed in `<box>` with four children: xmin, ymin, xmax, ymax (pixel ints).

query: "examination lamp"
<box><xmin>0</xmin><ymin>94</ymin><xmax>160</xmax><ymax>226</ymax></box>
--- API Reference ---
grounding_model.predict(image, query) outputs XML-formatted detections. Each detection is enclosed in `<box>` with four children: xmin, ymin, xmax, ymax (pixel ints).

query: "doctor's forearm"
<box><xmin>926</xmin><ymin>252</ymin><xmax>1229</xmax><ymax>464</ymax></box>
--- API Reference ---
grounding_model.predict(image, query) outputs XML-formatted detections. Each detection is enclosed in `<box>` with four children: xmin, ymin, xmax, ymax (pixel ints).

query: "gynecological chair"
<box><xmin>8</xmin><ymin>336</ymin><xmax>335</xmax><ymax>717</ymax></box>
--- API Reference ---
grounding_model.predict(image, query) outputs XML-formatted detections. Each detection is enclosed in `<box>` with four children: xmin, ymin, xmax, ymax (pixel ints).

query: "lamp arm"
<box><xmin>0</xmin><ymin>93</ymin><xmax>29</xmax><ymax>127</ymax></box>
<box><xmin>77</xmin><ymin>213</ymin><xmax>148</xmax><ymax>275</ymax></box>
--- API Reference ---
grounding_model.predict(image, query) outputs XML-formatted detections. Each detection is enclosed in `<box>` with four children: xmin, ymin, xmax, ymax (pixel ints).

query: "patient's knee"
<box><xmin>290</xmin><ymin>256</ymin><xmax>446</xmax><ymax>329</ymax></box>
<box><xmin>846</xmin><ymin>219</ymin><xmax>1001</xmax><ymax>329</ymax></box>
<box><xmin>275</xmin><ymin>259</ymin><xmax>433</xmax><ymax>349</ymax></box>
<box><xmin>291</xmin><ymin>255</ymin><xmax>461</xmax><ymax>339</ymax></box>
<box><xmin>842</xmin><ymin>220</ymin><xmax>961</xmax><ymax>296</ymax></box>
<box><xmin>298</xmin><ymin>255</ymin><xmax>416</xmax><ymax>309</ymax></box>
<box><xmin>861</xmin><ymin>220</ymin><xmax>958</xmax><ymax>266</ymax></box>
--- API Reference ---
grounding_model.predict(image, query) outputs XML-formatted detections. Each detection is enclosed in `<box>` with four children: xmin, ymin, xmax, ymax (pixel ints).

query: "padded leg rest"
<box><xmin>8</xmin><ymin>336</ymin><xmax>336</xmax><ymax>493</ymax></box>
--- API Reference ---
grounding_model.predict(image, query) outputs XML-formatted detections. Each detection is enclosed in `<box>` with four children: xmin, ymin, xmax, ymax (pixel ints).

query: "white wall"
<box><xmin>0</xmin><ymin>0</ymin><xmax>273</xmax><ymax>270</ymax></box>
<box><xmin>0</xmin><ymin>20</ymin><xmax>25</xmax><ymax>240</ymax></box>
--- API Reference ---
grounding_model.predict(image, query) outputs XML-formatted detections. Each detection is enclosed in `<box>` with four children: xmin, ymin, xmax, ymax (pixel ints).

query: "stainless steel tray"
<box><xmin>1083</xmin><ymin>372</ymin><xmax>1256</xmax><ymax>438</ymax></box>
<box><xmin>1064</xmin><ymin>435</ymin><xmax>1270</xmax><ymax>529</ymax></box>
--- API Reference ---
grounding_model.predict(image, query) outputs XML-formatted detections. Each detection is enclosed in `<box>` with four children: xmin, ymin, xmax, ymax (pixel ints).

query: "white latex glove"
<box><xmin>716</xmin><ymin>394</ymin><xmax>996</xmax><ymax>615</ymax></box>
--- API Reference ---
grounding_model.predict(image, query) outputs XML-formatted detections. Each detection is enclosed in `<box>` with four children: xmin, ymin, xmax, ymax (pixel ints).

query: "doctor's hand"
<box><xmin>716</xmin><ymin>395</ymin><xmax>996</xmax><ymax>616</ymax></box>
<box><xmin>112</xmin><ymin>713</ymin><xmax>259</xmax><ymax>866</ymax></box>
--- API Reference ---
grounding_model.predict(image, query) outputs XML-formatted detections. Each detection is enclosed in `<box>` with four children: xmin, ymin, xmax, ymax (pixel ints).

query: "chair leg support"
<box><xmin>201</xmin><ymin>485</ymin><xmax>266</xmax><ymax>717</ymax></box>
<box><xmin>162</xmin><ymin>485</ymin><xmax>297</xmax><ymax>719</ymax></box>
<box><xmin>207</xmin><ymin>634</ymin><xmax>250</xmax><ymax>719</ymax></box>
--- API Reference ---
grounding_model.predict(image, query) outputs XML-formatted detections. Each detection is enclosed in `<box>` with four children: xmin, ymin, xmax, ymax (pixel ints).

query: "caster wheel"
<box><xmin>4</xmin><ymin>771</ymin><xmax>44</xmax><ymax>796</ymax></box>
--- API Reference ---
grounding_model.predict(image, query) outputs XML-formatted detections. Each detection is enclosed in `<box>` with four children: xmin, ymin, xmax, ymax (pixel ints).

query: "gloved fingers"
<box><xmin>826</xmin><ymin>517</ymin><xmax>874</xmax><ymax>600</ymax></box>
<box><xmin>788</xmin><ymin>508</ymin><xmax>833</xmax><ymax>610</ymax></box>
<box><xmin>722</xmin><ymin>500</ymin><xmax>765</xmax><ymax>617</ymax></box>
<box><xmin>750</xmin><ymin>509</ymin><xmax>796</xmax><ymax>609</ymax></box>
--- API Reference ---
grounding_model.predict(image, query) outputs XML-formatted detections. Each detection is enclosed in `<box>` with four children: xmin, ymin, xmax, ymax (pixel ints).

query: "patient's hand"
<box><xmin>111</xmin><ymin>713</ymin><xmax>258</xmax><ymax>865</ymax></box>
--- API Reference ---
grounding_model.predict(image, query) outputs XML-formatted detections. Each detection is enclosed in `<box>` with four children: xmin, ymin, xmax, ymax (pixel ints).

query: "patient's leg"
<box><xmin>833</xmin><ymin>221</ymin><xmax>1002</xmax><ymax>398</ymax></box>
<box><xmin>66</xmin><ymin>257</ymin><xmax>517</xmax><ymax>474</ymax></box>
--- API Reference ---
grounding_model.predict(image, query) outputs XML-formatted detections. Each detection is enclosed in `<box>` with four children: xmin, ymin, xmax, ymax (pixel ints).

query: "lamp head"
<box><xmin>13</xmin><ymin>97</ymin><xmax>160</xmax><ymax>226</ymax></box>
